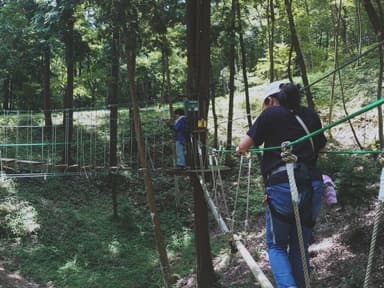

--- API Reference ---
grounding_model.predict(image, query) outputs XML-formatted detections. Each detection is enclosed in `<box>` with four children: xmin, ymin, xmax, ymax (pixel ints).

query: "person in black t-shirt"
<box><xmin>236</xmin><ymin>82</ymin><xmax>326</xmax><ymax>288</ymax></box>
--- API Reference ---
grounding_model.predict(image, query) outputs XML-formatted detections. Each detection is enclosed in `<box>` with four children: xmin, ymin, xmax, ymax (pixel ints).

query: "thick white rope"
<box><xmin>231</xmin><ymin>155</ymin><xmax>244</xmax><ymax>231</ymax></box>
<box><xmin>281</xmin><ymin>141</ymin><xmax>311</xmax><ymax>288</ymax></box>
<box><xmin>198</xmin><ymin>174</ymin><xmax>274</xmax><ymax>288</ymax></box>
<box><xmin>244</xmin><ymin>155</ymin><xmax>252</xmax><ymax>232</ymax></box>
<box><xmin>363</xmin><ymin>155</ymin><xmax>384</xmax><ymax>288</ymax></box>
<box><xmin>209</xmin><ymin>152</ymin><xmax>230</xmax><ymax>218</ymax></box>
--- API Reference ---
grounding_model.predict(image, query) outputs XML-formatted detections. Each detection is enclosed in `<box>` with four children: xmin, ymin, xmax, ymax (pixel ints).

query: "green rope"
<box><xmin>322</xmin><ymin>150</ymin><xmax>384</xmax><ymax>155</ymax></box>
<box><xmin>288</xmin><ymin>97</ymin><xmax>384</xmax><ymax>148</ymax></box>
<box><xmin>216</xmin><ymin>97</ymin><xmax>384</xmax><ymax>154</ymax></box>
<box><xmin>0</xmin><ymin>142</ymin><xmax>66</xmax><ymax>147</ymax></box>
<box><xmin>303</xmin><ymin>40</ymin><xmax>384</xmax><ymax>90</ymax></box>
<box><xmin>215</xmin><ymin>147</ymin><xmax>384</xmax><ymax>155</ymax></box>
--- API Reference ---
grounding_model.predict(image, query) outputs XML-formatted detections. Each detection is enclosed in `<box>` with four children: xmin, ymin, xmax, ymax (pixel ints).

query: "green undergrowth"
<box><xmin>0</xmin><ymin>167</ymin><xmax>268</xmax><ymax>288</ymax></box>
<box><xmin>318</xmin><ymin>153</ymin><xmax>381</xmax><ymax>207</ymax></box>
<box><xmin>0</xmin><ymin>175</ymin><xmax>196</xmax><ymax>287</ymax></box>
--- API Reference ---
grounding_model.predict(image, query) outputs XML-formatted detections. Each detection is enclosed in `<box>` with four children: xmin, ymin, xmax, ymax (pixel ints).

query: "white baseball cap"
<box><xmin>264</xmin><ymin>80</ymin><xmax>285</xmax><ymax>98</ymax></box>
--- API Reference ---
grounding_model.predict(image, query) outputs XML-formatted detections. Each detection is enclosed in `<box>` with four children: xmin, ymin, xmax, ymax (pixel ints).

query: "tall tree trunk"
<box><xmin>42</xmin><ymin>44</ymin><xmax>52</xmax><ymax>131</ymax></box>
<box><xmin>225</xmin><ymin>0</ymin><xmax>236</xmax><ymax>165</ymax></box>
<box><xmin>378</xmin><ymin>42</ymin><xmax>384</xmax><ymax>149</ymax></box>
<box><xmin>63</xmin><ymin>12</ymin><xmax>75</xmax><ymax>165</ymax></box>
<box><xmin>267</xmin><ymin>0</ymin><xmax>275</xmax><ymax>82</ymax></box>
<box><xmin>355</xmin><ymin>0</ymin><xmax>363</xmax><ymax>64</ymax></box>
<box><xmin>3</xmin><ymin>78</ymin><xmax>10</xmax><ymax>110</ymax></box>
<box><xmin>110</xmin><ymin>2</ymin><xmax>119</xmax><ymax>219</ymax></box>
<box><xmin>287</xmin><ymin>44</ymin><xmax>294</xmax><ymax>82</ymax></box>
<box><xmin>284</xmin><ymin>0</ymin><xmax>315</xmax><ymax>109</ymax></box>
<box><xmin>161</xmin><ymin>35</ymin><xmax>174</xmax><ymax>118</ymax></box>
<box><xmin>362</xmin><ymin>0</ymin><xmax>384</xmax><ymax>148</ymax></box>
<box><xmin>210</xmin><ymin>68</ymin><xmax>218</xmax><ymax>149</ymax></box>
<box><xmin>186</xmin><ymin>0</ymin><xmax>216</xmax><ymax>286</ymax></box>
<box><xmin>211</xmin><ymin>89</ymin><xmax>218</xmax><ymax>148</ymax></box>
<box><xmin>328</xmin><ymin>0</ymin><xmax>343</xmax><ymax>138</ymax></box>
<box><xmin>235</xmin><ymin>0</ymin><xmax>252</xmax><ymax>128</ymax></box>
<box><xmin>124</xmin><ymin>9</ymin><xmax>171</xmax><ymax>287</ymax></box>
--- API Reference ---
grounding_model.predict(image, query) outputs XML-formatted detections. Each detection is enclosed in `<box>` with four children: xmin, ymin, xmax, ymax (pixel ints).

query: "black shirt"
<box><xmin>247</xmin><ymin>106</ymin><xmax>327</xmax><ymax>183</ymax></box>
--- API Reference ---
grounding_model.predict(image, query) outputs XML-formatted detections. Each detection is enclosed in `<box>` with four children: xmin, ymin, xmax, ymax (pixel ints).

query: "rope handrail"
<box><xmin>288</xmin><ymin>97</ymin><xmax>384</xmax><ymax>148</ymax></box>
<box><xmin>212</xmin><ymin>97</ymin><xmax>384</xmax><ymax>154</ymax></box>
<box><xmin>0</xmin><ymin>142</ymin><xmax>67</xmax><ymax>147</ymax></box>
<box><xmin>363</xmin><ymin>156</ymin><xmax>384</xmax><ymax>287</ymax></box>
<box><xmin>302</xmin><ymin>39</ymin><xmax>384</xmax><ymax>91</ymax></box>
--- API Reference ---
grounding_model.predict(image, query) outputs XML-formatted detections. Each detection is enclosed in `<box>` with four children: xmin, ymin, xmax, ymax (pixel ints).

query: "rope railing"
<box><xmin>363</xmin><ymin>155</ymin><xmax>384</xmax><ymax>288</ymax></box>
<box><xmin>198</xmin><ymin>172</ymin><xmax>274</xmax><ymax>288</ymax></box>
<box><xmin>281</xmin><ymin>142</ymin><xmax>311</xmax><ymax>288</ymax></box>
<box><xmin>211</xmin><ymin>97</ymin><xmax>384</xmax><ymax>155</ymax></box>
<box><xmin>302</xmin><ymin>39</ymin><xmax>384</xmax><ymax>91</ymax></box>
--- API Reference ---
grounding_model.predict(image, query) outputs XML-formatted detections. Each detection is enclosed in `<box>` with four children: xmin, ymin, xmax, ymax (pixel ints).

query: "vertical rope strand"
<box><xmin>231</xmin><ymin>155</ymin><xmax>244</xmax><ymax>232</ymax></box>
<box><xmin>363</xmin><ymin>163</ymin><xmax>384</xmax><ymax>288</ymax></box>
<box><xmin>363</xmin><ymin>201</ymin><xmax>383</xmax><ymax>288</ymax></box>
<box><xmin>282</xmin><ymin>142</ymin><xmax>311</xmax><ymax>288</ymax></box>
<box><xmin>244</xmin><ymin>155</ymin><xmax>252</xmax><ymax>232</ymax></box>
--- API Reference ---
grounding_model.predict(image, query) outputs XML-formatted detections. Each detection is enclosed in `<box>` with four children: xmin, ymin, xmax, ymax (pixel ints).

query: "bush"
<box><xmin>318</xmin><ymin>153</ymin><xmax>380</xmax><ymax>207</ymax></box>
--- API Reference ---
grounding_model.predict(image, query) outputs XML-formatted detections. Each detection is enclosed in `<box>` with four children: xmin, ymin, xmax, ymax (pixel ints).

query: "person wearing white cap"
<box><xmin>236</xmin><ymin>81</ymin><xmax>327</xmax><ymax>288</ymax></box>
<box><xmin>261</xmin><ymin>80</ymin><xmax>285</xmax><ymax>110</ymax></box>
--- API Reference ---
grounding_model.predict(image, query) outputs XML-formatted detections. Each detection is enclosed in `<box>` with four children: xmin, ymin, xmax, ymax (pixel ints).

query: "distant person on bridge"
<box><xmin>236</xmin><ymin>81</ymin><xmax>327</xmax><ymax>288</ymax></box>
<box><xmin>169</xmin><ymin>108</ymin><xmax>187</xmax><ymax>169</ymax></box>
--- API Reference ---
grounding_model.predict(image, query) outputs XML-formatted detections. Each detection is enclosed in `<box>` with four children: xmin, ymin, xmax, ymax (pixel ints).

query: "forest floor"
<box><xmin>1</xmin><ymin>198</ymin><xmax>383</xmax><ymax>288</ymax></box>
<box><xmin>0</xmin><ymin>261</ymin><xmax>42</xmax><ymax>288</ymax></box>
<box><xmin>175</xmin><ymin>201</ymin><xmax>384</xmax><ymax>288</ymax></box>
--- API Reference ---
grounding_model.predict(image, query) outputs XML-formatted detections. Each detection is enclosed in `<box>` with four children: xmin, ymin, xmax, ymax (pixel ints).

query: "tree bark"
<box><xmin>362</xmin><ymin>0</ymin><xmax>384</xmax><ymax>148</ymax></box>
<box><xmin>267</xmin><ymin>0</ymin><xmax>275</xmax><ymax>82</ymax></box>
<box><xmin>186</xmin><ymin>0</ymin><xmax>216</xmax><ymax>286</ymax></box>
<box><xmin>110</xmin><ymin>1</ymin><xmax>119</xmax><ymax>219</ymax></box>
<box><xmin>3</xmin><ymin>78</ymin><xmax>10</xmax><ymax>110</ymax></box>
<box><xmin>225</xmin><ymin>0</ymin><xmax>236</xmax><ymax>165</ymax></box>
<box><xmin>284</xmin><ymin>0</ymin><xmax>315</xmax><ymax>109</ymax></box>
<box><xmin>189</xmin><ymin>173</ymin><xmax>217</xmax><ymax>287</ymax></box>
<box><xmin>328</xmin><ymin>0</ymin><xmax>342</xmax><ymax>138</ymax></box>
<box><xmin>210</xmin><ymin>68</ymin><xmax>218</xmax><ymax>148</ymax></box>
<box><xmin>63</xmin><ymin>10</ymin><xmax>75</xmax><ymax>165</ymax></box>
<box><xmin>124</xmin><ymin>7</ymin><xmax>171</xmax><ymax>286</ymax></box>
<box><xmin>161</xmin><ymin>34</ymin><xmax>174</xmax><ymax>118</ymax></box>
<box><xmin>236</xmin><ymin>0</ymin><xmax>252</xmax><ymax>128</ymax></box>
<box><xmin>42</xmin><ymin>44</ymin><xmax>52</xmax><ymax>131</ymax></box>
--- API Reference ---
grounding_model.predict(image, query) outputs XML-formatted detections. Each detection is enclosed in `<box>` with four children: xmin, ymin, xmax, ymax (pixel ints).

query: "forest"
<box><xmin>0</xmin><ymin>0</ymin><xmax>383</xmax><ymax>287</ymax></box>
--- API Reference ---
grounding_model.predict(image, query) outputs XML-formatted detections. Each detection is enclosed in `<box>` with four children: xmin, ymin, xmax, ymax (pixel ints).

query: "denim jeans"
<box><xmin>265</xmin><ymin>180</ymin><xmax>323</xmax><ymax>288</ymax></box>
<box><xmin>175</xmin><ymin>140</ymin><xmax>186</xmax><ymax>167</ymax></box>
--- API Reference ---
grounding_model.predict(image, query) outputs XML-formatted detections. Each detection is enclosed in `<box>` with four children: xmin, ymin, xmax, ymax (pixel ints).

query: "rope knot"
<box><xmin>280</xmin><ymin>141</ymin><xmax>298</xmax><ymax>163</ymax></box>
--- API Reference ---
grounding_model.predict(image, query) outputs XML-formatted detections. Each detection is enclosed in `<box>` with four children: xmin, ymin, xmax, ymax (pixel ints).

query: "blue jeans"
<box><xmin>265</xmin><ymin>180</ymin><xmax>323</xmax><ymax>288</ymax></box>
<box><xmin>175</xmin><ymin>140</ymin><xmax>186</xmax><ymax>167</ymax></box>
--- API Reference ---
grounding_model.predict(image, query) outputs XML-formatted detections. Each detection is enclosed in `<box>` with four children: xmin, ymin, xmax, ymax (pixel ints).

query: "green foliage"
<box><xmin>254</xmin><ymin>42</ymin><xmax>293</xmax><ymax>80</ymax></box>
<box><xmin>0</xmin><ymin>161</ymin><xmax>198</xmax><ymax>287</ymax></box>
<box><xmin>0</xmin><ymin>178</ymin><xmax>40</xmax><ymax>238</ymax></box>
<box><xmin>0</xmin><ymin>176</ymin><xmax>172</xmax><ymax>288</ymax></box>
<box><xmin>338</xmin><ymin>265</ymin><xmax>365</xmax><ymax>288</ymax></box>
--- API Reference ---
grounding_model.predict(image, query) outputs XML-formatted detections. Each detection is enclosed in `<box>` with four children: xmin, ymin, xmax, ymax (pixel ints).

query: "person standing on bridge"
<box><xmin>169</xmin><ymin>108</ymin><xmax>187</xmax><ymax>169</ymax></box>
<box><xmin>236</xmin><ymin>81</ymin><xmax>327</xmax><ymax>288</ymax></box>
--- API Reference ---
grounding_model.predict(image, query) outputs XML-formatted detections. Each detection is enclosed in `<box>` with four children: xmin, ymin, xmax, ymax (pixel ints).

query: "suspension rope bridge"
<box><xmin>194</xmin><ymin>95</ymin><xmax>384</xmax><ymax>287</ymax></box>
<box><xmin>0</xmin><ymin>107</ymin><xmax>173</xmax><ymax>178</ymax></box>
